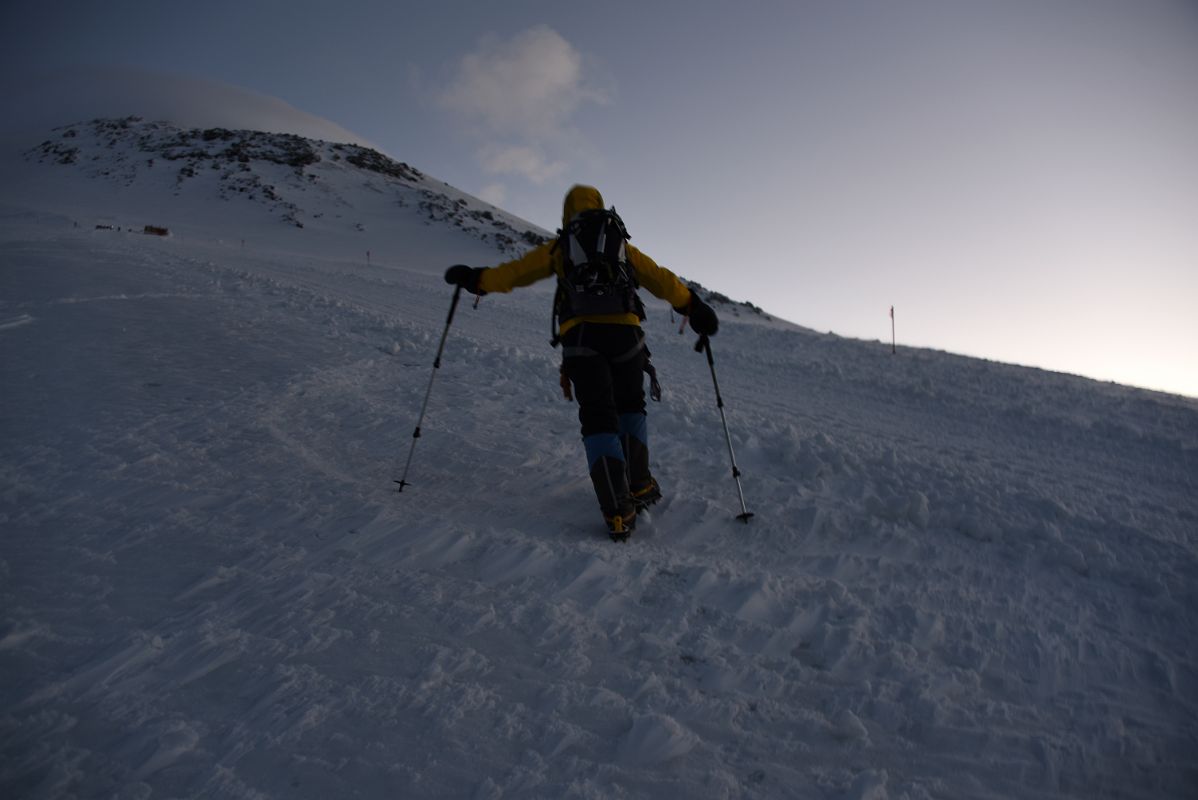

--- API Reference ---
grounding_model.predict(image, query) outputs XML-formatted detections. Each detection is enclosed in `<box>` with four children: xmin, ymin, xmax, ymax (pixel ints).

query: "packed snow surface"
<box><xmin>2</xmin><ymin>120</ymin><xmax>1197</xmax><ymax>799</ymax></box>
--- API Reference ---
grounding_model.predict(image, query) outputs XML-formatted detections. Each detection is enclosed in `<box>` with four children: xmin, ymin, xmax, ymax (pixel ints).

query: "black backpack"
<box><xmin>550</xmin><ymin>207</ymin><xmax>644</xmax><ymax>345</ymax></box>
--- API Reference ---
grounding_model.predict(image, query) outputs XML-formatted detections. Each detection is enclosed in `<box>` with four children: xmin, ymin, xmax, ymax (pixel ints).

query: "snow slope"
<box><xmin>2</xmin><ymin>121</ymin><xmax>1197</xmax><ymax>799</ymax></box>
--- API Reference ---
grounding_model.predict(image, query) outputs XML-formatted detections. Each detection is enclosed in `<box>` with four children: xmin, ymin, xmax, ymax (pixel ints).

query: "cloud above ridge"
<box><xmin>437</xmin><ymin>25</ymin><xmax>609</xmax><ymax>187</ymax></box>
<box><xmin>478</xmin><ymin>144</ymin><xmax>565</xmax><ymax>184</ymax></box>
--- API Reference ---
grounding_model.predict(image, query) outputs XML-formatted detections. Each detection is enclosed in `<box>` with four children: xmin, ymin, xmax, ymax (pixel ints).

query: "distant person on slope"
<box><xmin>445</xmin><ymin>184</ymin><xmax>718</xmax><ymax>541</ymax></box>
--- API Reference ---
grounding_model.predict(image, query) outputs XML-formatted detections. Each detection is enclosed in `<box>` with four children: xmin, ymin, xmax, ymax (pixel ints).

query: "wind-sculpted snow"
<box><xmin>1</xmin><ymin>188</ymin><xmax>1197</xmax><ymax>797</ymax></box>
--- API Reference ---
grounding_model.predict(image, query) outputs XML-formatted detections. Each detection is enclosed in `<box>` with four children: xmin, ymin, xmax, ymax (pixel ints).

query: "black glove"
<box><xmin>686</xmin><ymin>294</ymin><xmax>718</xmax><ymax>336</ymax></box>
<box><xmin>444</xmin><ymin>264</ymin><xmax>485</xmax><ymax>295</ymax></box>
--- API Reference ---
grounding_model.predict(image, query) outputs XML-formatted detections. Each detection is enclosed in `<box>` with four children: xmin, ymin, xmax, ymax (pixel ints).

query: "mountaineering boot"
<box><xmin>619</xmin><ymin>413</ymin><xmax>661</xmax><ymax>511</ymax></box>
<box><xmin>631</xmin><ymin>477</ymin><xmax>662</xmax><ymax>511</ymax></box>
<box><xmin>604</xmin><ymin>507</ymin><xmax>637</xmax><ymax>542</ymax></box>
<box><xmin>588</xmin><ymin>451</ymin><xmax>637</xmax><ymax>541</ymax></box>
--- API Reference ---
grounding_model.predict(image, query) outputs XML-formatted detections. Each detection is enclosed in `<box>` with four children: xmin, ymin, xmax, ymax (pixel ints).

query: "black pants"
<box><xmin>562</xmin><ymin>323</ymin><xmax>652</xmax><ymax>517</ymax></box>
<box><xmin>562</xmin><ymin>323</ymin><xmax>646</xmax><ymax>435</ymax></box>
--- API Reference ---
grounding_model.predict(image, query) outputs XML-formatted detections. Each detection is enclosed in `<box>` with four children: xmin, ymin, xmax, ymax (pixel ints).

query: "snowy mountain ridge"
<box><xmin>25</xmin><ymin>116</ymin><xmax>549</xmax><ymax>256</ymax></box>
<box><xmin>1</xmin><ymin>114</ymin><xmax>1197</xmax><ymax>799</ymax></box>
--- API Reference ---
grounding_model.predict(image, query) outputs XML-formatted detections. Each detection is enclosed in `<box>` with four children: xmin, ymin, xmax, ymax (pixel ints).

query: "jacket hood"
<box><xmin>562</xmin><ymin>184</ymin><xmax>604</xmax><ymax>228</ymax></box>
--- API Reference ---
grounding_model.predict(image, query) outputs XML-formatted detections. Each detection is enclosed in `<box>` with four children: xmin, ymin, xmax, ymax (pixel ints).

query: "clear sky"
<box><xmin>3</xmin><ymin>0</ymin><xmax>1196</xmax><ymax>397</ymax></box>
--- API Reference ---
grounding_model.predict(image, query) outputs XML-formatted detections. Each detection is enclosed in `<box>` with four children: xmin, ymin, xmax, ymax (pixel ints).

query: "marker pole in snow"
<box><xmin>890</xmin><ymin>305</ymin><xmax>896</xmax><ymax>355</ymax></box>
<box><xmin>696</xmin><ymin>335</ymin><xmax>754</xmax><ymax>523</ymax></box>
<box><xmin>395</xmin><ymin>286</ymin><xmax>462</xmax><ymax>492</ymax></box>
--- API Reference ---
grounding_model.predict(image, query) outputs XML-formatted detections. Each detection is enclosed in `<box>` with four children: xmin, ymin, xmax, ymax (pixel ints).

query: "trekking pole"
<box><xmin>695</xmin><ymin>335</ymin><xmax>754</xmax><ymax>522</ymax></box>
<box><xmin>890</xmin><ymin>305</ymin><xmax>896</xmax><ymax>355</ymax></box>
<box><xmin>395</xmin><ymin>286</ymin><xmax>462</xmax><ymax>492</ymax></box>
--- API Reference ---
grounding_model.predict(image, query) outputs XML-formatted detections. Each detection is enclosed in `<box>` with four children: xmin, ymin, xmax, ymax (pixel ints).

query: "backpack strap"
<box><xmin>549</xmin><ymin>229</ymin><xmax>564</xmax><ymax>347</ymax></box>
<box><xmin>550</xmin><ymin>284</ymin><xmax>563</xmax><ymax>347</ymax></box>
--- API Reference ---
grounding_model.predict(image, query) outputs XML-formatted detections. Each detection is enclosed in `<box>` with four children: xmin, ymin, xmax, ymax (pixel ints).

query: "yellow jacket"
<box><xmin>477</xmin><ymin>185</ymin><xmax>694</xmax><ymax>336</ymax></box>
